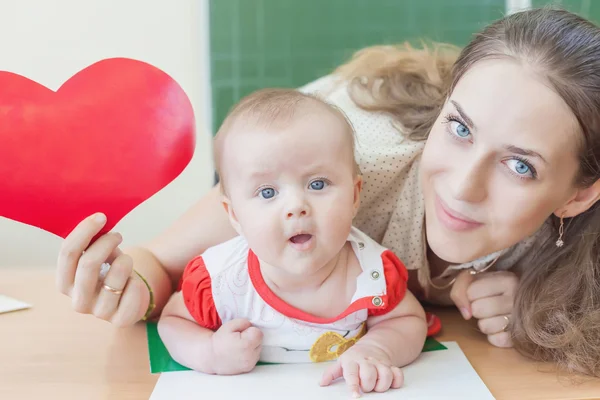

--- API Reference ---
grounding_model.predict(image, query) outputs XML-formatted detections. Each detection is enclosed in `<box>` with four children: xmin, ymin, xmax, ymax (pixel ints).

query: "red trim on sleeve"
<box><xmin>247</xmin><ymin>249</ymin><xmax>404</xmax><ymax>323</ymax></box>
<box><xmin>180</xmin><ymin>255</ymin><xmax>222</xmax><ymax>330</ymax></box>
<box><xmin>368</xmin><ymin>250</ymin><xmax>408</xmax><ymax>317</ymax></box>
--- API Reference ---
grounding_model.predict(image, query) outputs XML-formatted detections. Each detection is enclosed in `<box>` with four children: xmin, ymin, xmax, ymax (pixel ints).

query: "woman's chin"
<box><xmin>426</xmin><ymin>232</ymin><xmax>482</xmax><ymax>265</ymax></box>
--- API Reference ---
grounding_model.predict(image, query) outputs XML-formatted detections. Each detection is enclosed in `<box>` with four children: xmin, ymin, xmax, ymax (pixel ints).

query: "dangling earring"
<box><xmin>556</xmin><ymin>212</ymin><xmax>566</xmax><ymax>248</ymax></box>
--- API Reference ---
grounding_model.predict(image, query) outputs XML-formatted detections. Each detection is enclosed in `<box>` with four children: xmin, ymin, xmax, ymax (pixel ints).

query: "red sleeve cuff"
<box><xmin>368</xmin><ymin>250</ymin><xmax>408</xmax><ymax>317</ymax></box>
<box><xmin>180</xmin><ymin>255</ymin><xmax>222</xmax><ymax>330</ymax></box>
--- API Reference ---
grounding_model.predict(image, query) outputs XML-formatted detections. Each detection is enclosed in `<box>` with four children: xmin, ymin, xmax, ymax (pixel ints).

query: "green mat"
<box><xmin>146</xmin><ymin>322</ymin><xmax>447</xmax><ymax>373</ymax></box>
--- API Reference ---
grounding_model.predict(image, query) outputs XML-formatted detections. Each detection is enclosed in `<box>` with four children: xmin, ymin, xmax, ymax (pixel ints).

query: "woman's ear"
<box><xmin>555</xmin><ymin>179</ymin><xmax>600</xmax><ymax>218</ymax></box>
<box><xmin>353</xmin><ymin>175</ymin><xmax>363</xmax><ymax>218</ymax></box>
<box><xmin>222</xmin><ymin>197</ymin><xmax>243</xmax><ymax>235</ymax></box>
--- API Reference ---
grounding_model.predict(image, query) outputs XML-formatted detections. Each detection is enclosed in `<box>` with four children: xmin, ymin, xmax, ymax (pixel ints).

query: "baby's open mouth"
<box><xmin>288</xmin><ymin>233</ymin><xmax>314</xmax><ymax>251</ymax></box>
<box><xmin>289</xmin><ymin>234</ymin><xmax>312</xmax><ymax>244</ymax></box>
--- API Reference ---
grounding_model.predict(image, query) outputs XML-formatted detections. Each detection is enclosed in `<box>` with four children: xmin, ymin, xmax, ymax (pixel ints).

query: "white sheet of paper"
<box><xmin>149</xmin><ymin>342</ymin><xmax>495</xmax><ymax>400</ymax></box>
<box><xmin>0</xmin><ymin>294</ymin><xmax>31</xmax><ymax>314</ymax></box>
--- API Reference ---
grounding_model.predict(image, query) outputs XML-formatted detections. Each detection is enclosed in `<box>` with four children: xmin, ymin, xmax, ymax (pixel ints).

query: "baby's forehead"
<box><xmin>216</xmin><ymin>95</ymin><xmax>358</xmax><ymax>187</ymax></box>
<box><xmin>226</xmin><ymin>102</ymin><xmax>352</xmax><ymax>144</ymax></box>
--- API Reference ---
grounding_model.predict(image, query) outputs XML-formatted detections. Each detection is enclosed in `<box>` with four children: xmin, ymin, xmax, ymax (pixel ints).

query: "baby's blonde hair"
<box><xmin>213</xmin><ymin>88</ymin><xmax>359</xmax><ymax>194</ymax></box>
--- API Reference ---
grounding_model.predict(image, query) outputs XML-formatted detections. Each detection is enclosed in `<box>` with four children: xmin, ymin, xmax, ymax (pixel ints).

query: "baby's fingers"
<box><xmin>241</xmin><ymin>326</ymin><xmax>263</xmax><ymax>348</ymax></box>
<box><xmin>373</xmin><ymin>363</ymin><xmax>394</xmax><ymax>393</ymax></box>
<box><xmin>358</xmin><ymin>360</ymin><xmax>377</xmax><ymax>393</ymax></box>
<box><xmin>320</xmin><ymin>362</ymin><xmax>343</xmax><ymax>387</ymax></box>
<box><xmin>391</xmin><ymin>366</ymin><xmax>404</xmax><ymax>389</ymax></box>
<box><xmin>342</xmin><ymin>361</ymin><xmax>362</xmax><ymax>398</ymax></box>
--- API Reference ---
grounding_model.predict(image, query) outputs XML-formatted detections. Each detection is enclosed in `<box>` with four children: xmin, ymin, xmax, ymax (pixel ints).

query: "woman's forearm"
<box><xmin>125</xmin><ymin>184</ymin><xmax>238</xmax><ymax>319</ymax></box>
<box><xmin>124</xmin><ymin>245</ymin><xmax>173</xmax><ymax>319</ymax></box>
<box><xmin>146</xmin><ymin>183</ymin><xmax>237</xmax><ymax>283</ymax></box>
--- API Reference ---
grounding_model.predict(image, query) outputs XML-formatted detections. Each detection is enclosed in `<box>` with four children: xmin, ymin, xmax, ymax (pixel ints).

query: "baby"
<box><xmin>158</xmin><ymin>88</ymin><xmax>427</xmax><ymax>397</ymax></box>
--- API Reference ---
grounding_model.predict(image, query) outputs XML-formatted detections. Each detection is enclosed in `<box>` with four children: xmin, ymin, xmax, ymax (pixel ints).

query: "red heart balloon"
<box><xmin>0</xmin><ymin>58</ymin><xmax>196</xmax><ymax>239</ymax></box>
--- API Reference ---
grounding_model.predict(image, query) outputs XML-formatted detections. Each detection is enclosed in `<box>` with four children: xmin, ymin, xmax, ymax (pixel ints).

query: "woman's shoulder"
<box><xmin>298</xmin><ymin>75</ymin><xmax>425</xmax><ymax>162</ymax></box>
<box><xmin>297</xmin><ymin>74</ymin><xmax>341</xmax><ymax>97</ymax></box>
<box><xmin>297</xmin><ymin>74</ymin><xmax>394</xmax><ymax>128</ymax></box>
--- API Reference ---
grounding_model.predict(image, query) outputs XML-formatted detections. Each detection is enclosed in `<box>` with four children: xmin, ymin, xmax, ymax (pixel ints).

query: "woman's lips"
<box><xmin>435</xmin><ymin>195</ymin><xmax>482</xmax><ymax>232</ymax></box>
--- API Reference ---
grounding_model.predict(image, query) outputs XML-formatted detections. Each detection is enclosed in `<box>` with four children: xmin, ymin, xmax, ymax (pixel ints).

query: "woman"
<box><xmin>56</xmin><ymin>7</ymin><xmax>600</xmax><ymax>376</ymax></box>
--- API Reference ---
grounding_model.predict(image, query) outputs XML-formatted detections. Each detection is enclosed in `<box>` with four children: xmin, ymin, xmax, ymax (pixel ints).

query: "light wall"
<box><xmin>0</xmin><ymin>0</ymin><xmax>214</xmax><ymax>267</ymax></box>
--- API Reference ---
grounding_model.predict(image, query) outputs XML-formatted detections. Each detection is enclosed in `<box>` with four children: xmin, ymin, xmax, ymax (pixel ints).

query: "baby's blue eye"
<box><xmin>454</xmin><ymin>122</ymin><xmax>470</xmax><ymax>138</ymax></box>
<box><xmin>310</xmin><ymin>180</ymin><xmax>326</xmax><ymax>190</ymax></box>
<box><xmin>260</xmin><ymin>188</ymin><xmax>277</xmax><ymax>199</ymax></box>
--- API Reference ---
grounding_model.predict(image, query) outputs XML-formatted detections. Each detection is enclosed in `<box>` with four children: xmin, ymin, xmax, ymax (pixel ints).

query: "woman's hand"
<box><xmin>450</xmin><ymin>270</ymin><xmax>519</xmax><ymax>348</ymax></box>
<box><xmin>55</xmin><ymin>213</ymin><xmax>150</xmax><ymax>327</ymax></box>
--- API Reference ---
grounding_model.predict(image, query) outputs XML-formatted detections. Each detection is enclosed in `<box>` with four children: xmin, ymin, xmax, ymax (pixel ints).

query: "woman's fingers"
<box><xmin>71</xmin><ymin>232</ymin><xmax>123</xmax><ymax>313</ymax></box>
<box><xmin>478</xmin><ymin>314</ymin><xmax>511</xmax><ymax>335</ymax></box>
<box><xmin>53</xmin><ymin>213</ymin><xmax>147</xmax><ymax>327</ymax></box>
<box><xmin>449</xmin><ymin>270</ymin><xmax>519</xmax><ymax>348</ymax></box>
<box><xmin>467</xmin><ymin>271</ymin><xmax>519</xmax><ymax>301</ymax></box>
<box><xmin>487</xmin><ymin>331</ymin><xmax>513</xmax><ymax>348</ymax></box>
<box><xmin>93</xmin><ymin>253</ymin><xmax>133</xmax><ymax>321</ymax></box>
<box><xmin>56</xmin><ymin>213</ymin><xmax>107</xmax><ymax>295</ymax></box>
<box><xmin>449</xmin><ymin>270</ymin><xmax>476</xmax><ymax>319</ymax></box>
<box><xmin>110</xmin><ymin>276</ymin><xmax>150</xmax><ymax>327</ymax></box>
<box><xmin>471</xmin><ymin>295</ymin><xmax>513</xmax><ymax>320</ymax></box>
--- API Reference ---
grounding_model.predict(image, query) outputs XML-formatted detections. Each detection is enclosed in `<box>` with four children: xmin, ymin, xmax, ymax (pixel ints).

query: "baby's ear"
<box><xmin>222</xmin><ymin>197</ymin><xmax>243</xmax><ymax>235</ymax></box>
<box><xmin>353</xmin><ymin>175</ymin><xmax>363</xmax><ymax>216</ymax></box>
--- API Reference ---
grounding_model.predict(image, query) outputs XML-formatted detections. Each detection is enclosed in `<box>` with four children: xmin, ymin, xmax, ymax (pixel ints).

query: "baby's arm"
<box><xmin>321</xmin><ymin>291</ymin><xmax>427</xmax><ymax>396</ymax></box>
<box><xmin>361</xmin><ymin>290</ymin><xmax>427</xmax><ymax>366</ymax></box>
<box><xmin>158</xmin><ymin>292</ymin><xmax>263</xmax><ymax>375</ymax></box>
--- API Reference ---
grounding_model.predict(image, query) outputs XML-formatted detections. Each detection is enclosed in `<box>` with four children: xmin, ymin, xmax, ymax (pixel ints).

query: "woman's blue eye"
<box><xmin>505</xmin><ymin>159</ymin><xmax>535</xmax><ymax>178</ymax></box>
<box><xmin>259</xmin><ymin>188</ymin><xmax>277</xmax><ymax>199</ymax></box>
<box><xmin>514</xmin><ymin>161</ymin><xmax>530</xmax><ymax>175</ymax></box>
<box><xmin>452</xmin><ymin>121</ymin><xmax>470</xmax><ymax>138</ymax></box>
<box><xmin>310</xmin><ymin>180</ymin><xmax>326</xmax><ymax>190</ymax></box>
<box><xmin>507</xmin><ymin>159</ymin><xmax>531</xmax><ymax>175</ymax></box>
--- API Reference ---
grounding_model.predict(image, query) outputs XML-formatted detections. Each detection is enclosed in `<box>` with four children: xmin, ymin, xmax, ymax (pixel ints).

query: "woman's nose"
<box><xmin>451</xmin><ymin>157</ymin><xmax>489</xmax><ymax>204</ymax></box>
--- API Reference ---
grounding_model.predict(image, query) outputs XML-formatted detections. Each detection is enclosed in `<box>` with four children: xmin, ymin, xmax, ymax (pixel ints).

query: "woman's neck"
<box><xmin>426</xmin><ymin>245</ymin><xmax>457</xmax><ymax>279</ymax></box>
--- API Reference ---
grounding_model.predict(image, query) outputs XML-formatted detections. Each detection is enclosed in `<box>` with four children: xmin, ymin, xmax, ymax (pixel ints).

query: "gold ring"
<box><xmin>102</xmin><ymin>284</ymin><xmax>123</xmax><ymax>295</ymax></box>
<box><xmin>502</xmin><ymin>315</ymin><xmax>510</xmax><ymax>332</ymax></box>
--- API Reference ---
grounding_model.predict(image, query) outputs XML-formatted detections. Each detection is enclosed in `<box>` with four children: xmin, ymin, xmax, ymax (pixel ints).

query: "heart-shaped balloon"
<box><xmin>0</xmin><ymin>58</ymin><xmax>196</xmax><ymax>239</ymax></box>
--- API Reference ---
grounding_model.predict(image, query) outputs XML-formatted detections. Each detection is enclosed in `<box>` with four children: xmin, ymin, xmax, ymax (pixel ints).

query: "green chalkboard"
<box><xmin>209</xmin><ymin>0</ymin><xmax>506</xmax><ymax>133</ymax></box>
<box><xmin>532</xmin><ymin>0</ymin><xmax>600</xmax><ymax>21</ymax></box>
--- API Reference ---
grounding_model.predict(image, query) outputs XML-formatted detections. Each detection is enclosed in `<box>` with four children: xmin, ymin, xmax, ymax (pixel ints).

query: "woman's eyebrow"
<box><xmin>450</xmin><ymin>100</ymin><xmax>548</xmax><ymax>164</ymax></box>
<box><xmin>504</xmin><ymin>144</ymin><xmax>548</xmax><ymax>164</ymax></box>
<box><xmin>450</xmin><ymin>100</ymin><xmax>477</xmax><ymax>131</ymax></box>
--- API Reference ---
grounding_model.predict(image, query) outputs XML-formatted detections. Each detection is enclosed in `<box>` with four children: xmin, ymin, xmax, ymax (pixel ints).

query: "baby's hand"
<box><xmin>210</xmin><ymin>318</ymin><xmax>263</xmax><ymax>375</ymax></box>
<box><xmin>320</xmin><ymin>343</ymin><xmax>404</xmax><ymax>397</ymax></box>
